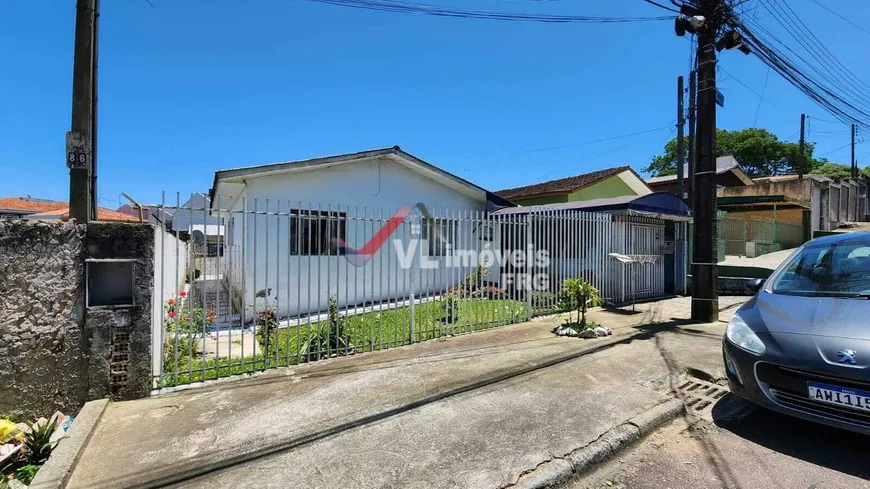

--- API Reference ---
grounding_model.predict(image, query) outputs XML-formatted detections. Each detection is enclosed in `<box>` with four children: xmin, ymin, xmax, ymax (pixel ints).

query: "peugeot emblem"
<box><xmin>837</xmin><ymin>349</ymin><xmax>858</xmax><ymax>365</ymax></box>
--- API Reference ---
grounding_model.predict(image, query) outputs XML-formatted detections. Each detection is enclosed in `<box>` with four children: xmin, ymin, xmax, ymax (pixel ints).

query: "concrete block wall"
<box><xmin>0</xmin><ymin>220</ymin><xmax>88</xmax><ymax>419</ymax></box>
<box><xmin>85</xmin><ymin>223</ymin><xmax>155</xmax><ymax>401</ymax></box>
<box><xmin>0</xmin><ymin>220</ymin><xmax>155</xmax><ymax>420</ymax></box>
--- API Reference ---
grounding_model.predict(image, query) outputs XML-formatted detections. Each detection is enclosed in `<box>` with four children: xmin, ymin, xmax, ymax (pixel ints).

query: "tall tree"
<box><xmin>814</xmin><ymin>163</ymin><xmax>870</xmax><ymax>179</ymax></box>
<box><xmin>645</xmin><ymin>128</ymin><xmax>821</xmax><ymax>178</ymax></box>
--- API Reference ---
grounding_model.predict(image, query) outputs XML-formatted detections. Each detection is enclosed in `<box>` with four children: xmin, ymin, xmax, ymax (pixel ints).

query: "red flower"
<box><xmin>179</xmin><ymin>291</ymin><xmax>187</xmax><ymax>298</ymax></box>
<box><xmin>168</xmin><ymin>310</ymin><xmax>177</xmax><ymax>319</ymax></box>
<box><xmin>167</xmin><ymin>298</ymin><xmax>175</xmax><ymax>305</ymax></box>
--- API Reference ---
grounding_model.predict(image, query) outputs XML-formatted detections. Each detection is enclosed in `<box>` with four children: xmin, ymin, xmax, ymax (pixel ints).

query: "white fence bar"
<box><xmin>151</xmin><ymin>196</ymin><xmax>678</xmax><ymax>387</ymax></box>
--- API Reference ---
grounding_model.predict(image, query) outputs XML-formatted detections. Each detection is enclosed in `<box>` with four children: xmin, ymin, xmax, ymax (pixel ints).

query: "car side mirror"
<box><xmin>746</xmin><ymin>278</ymin><xmax>765</xmax><ymax>294</ymax></box>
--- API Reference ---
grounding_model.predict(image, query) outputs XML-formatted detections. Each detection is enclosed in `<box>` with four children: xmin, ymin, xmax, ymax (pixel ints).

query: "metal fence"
<box><xmin>152</xmin><ymin>195</ymin><xmax>674</xmax><ymax>387</ymax></box>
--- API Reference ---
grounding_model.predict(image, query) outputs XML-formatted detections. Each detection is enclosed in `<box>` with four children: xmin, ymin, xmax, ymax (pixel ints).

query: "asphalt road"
<box><xmin>573</xmin><ymin>393</ymin><xmax>870</xmax><ymax>489</ymax></box>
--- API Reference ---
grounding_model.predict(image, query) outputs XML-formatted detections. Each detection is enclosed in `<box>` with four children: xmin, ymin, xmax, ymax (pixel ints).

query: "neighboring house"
<box><xmin>720</xmin><ymin>173</ymin><xmax>869</xmax><ymax>233</ymax></box>
<box><xmin>208</xmin><ymin>146</ymin><xmax>514</xmax><ymax>319</ymax></box>
<box><xmin>493</xmin><ymin>192</ymin><xmax>692</xmax><ymax>302</ymax></box>
<box><xmin>0</xmin><ymin>197</ymin><xmax>68</xmax><ymax>219</ymax></box>
<box><xmin>645</xmin><ymin>156</ymin><xmax>754</xmax><ymax>194</ymax></box>
<box><xmin>117</xmin><ymin>203</ymin><xmax>174</xmax><ymax>226</ymax></box>
<box><xmin>495</xmin><ymin>166</ymin><xmax>651</xmax><ymax>206</ymax></box>
<box><xmin>27</xmin><ymin>205</ymin><xmax>142</xmax><ymax>222</ymax></box>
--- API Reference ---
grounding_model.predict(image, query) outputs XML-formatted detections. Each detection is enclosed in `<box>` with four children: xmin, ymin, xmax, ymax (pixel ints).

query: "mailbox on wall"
<box><xmin>86</xmin><ymin>258</ymin><xmax>136</xmax><ymax>308</ymax></box>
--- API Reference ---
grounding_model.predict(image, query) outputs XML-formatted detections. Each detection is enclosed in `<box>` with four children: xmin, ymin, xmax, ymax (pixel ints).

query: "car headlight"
<box><xmin>726</xmin><ymin>314</ymin><xmax>766</xmax><ymax>355</ymax></box>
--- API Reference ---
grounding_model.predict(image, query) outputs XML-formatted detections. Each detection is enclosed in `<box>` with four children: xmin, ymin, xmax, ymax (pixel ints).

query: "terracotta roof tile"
<box><xmin>0</xmin><ymin>197</ymin><xmax>68</xmax><ymax>213</ymax></box>
<box><xmin>27</xmin><ymin>206</ymin><xmax>143</xmax><ymax>222</ymax></box>
<box><xmin>496</xmin><ymin>166</ymin><xmax>631</xmax><ymax>200</ymax></box>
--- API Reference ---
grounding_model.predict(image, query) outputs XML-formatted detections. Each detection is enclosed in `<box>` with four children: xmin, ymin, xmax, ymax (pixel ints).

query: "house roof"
<box><xmin>495</xmin><ymin>166</ymin><xmax>637</xmax><ymax>200</ymax></box>
<box><xmin>493</xmin><ymin>192</ymin><xmax>692</xmax><ymax>221</ymax></box>
<box><xmin>27</xmin><ymin>206</ymin><xmax>143</xmax><ymax>222</ymax></box>
<box><xmin>645</xmin><ymin>156</ymin><xmax>754</xmax><ymax>186</ymax></box>
<box><xmin>0</xmin><ymin>197</ymin><xmax>68</xmax><ymax>214</ymax></box>
<box><xmin>210</xmin><ymin>146</ymin><xmax>515</xmax><ymax>209</ymax></box>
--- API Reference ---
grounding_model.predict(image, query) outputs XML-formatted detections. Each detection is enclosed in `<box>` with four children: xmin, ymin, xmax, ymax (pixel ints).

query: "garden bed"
<box><xmin>157</xmin><ymin>298</ymin><xmax>529</xmax><ymax>387</ymax></box>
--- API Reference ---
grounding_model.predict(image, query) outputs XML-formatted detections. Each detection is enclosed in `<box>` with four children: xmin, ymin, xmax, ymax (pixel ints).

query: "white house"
<box><xmin>208</xmin><ymin>147</ymin><xmax>515</xmax><ymax>320</ymax></box>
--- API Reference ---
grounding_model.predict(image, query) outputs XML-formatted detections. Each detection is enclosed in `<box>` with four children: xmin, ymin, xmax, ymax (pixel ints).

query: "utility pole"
<box><xmin>687</xmin><ymin>70</ymin><xmax>697</xmax><ymax>203</ymax></box>
<box><xmin>67</xmin><ymin>0</ymin><xmax>98</xmax><ymax>223</ymax></box>
<box><xmin>677</xmin><ymin>76</ymin><xmax>686</xmax><ymax>200</ymax></box>
<box><xmin>798</xmin><ymin>113</ymin><xmax>806</xmax><ymax>179</ymax></box>
<box><xmin>852</xmin><ymin>124</ymin><xmax>858</xmax><ymax>179</ymax></box>
<box><xmin>691</xmin><ymin>0</ymin><xmax>719</xmax><ymax>322</ymax></box>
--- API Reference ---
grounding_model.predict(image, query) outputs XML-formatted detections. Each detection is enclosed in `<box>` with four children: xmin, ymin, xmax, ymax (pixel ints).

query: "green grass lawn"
<box><xmin>158</xmin><ymin>298</ymin><xmax>529</xmax><ymax>387</ymax></box>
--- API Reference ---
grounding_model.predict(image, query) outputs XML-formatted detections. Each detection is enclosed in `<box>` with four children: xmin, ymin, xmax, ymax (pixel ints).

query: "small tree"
<box><xmin>562</xmin><ymin>278</ymin><xmax>601</xmax><ymax>328</ymax></box>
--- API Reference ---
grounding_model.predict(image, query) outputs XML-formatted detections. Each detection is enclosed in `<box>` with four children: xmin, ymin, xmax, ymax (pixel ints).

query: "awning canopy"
<box><xmin>492</xmin><ymin>192</ymin><xmax>692</xmax><ymax>221</ymax></box>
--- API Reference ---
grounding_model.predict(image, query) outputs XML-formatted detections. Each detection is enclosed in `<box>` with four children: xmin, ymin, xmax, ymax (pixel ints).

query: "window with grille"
<box><xmin>290</xmin><ymin>210</ymin><xmax>347</xmax><ymax>256</ymax></box>
<box><xmin>422</xmin><ymin>218</ymin><xmax>456</xmax><ymax>256</ymax></box>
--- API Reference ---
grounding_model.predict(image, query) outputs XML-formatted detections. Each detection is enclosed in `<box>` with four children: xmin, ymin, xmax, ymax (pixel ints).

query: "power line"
<box><xmin>818</xmin><ymin>142</ymin><xmax>854</xmax><ymax>158</ymax></box>
<box><xmin>732</xmin><ymin>15</ymin><xmax>870</xmax><ymax>128</ymax></box>
<box><xmin>458</xmin><ymin>123</ymin><xmax>674</xmax><ymax>160</ymax></box>
<box><xmin>807</xmin><ymin>0</ymin><xmax>870</xmax><ymax>37</ymax></box>
<box><xmin>305</xmin><ymin>0</ymin><xmax>672</xmax><ymax>22</ymax></box>
<box><xmin>717</xmin><ymin>65</ymin><xmax>783</xmax><ymax>111</ymax></box>
<box><xmin>752</xmin><ymin>66</ymin><xmax>770</xmax><ymax>126</ymax></box>
<box><xmin>640</xmin><ymin>0</ymin><xmax>680</xmax><ymax>14</ymax></box>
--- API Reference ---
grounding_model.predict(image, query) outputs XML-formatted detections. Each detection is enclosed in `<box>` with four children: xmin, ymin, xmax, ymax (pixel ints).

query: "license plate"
<box><xmin>808</xmin><ymin>381</ymin><xmax>870</xmax><ymax>412</ymax></box>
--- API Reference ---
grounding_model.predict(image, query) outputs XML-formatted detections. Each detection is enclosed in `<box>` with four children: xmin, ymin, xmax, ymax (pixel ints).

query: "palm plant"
<box><xmin>562</xmin><ymin>278</ymin><xmax>601</xmax><ymax>328</ymax></box>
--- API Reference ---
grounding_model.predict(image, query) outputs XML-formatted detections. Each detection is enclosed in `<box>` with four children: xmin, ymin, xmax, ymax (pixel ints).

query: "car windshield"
<box><xmin>771</xmin><ymin>241</ymin><xmax>870</xmax><ymax>297</ymax></box>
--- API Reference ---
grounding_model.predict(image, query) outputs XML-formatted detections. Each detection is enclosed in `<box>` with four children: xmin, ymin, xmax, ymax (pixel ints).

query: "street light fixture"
<box><xmin>716</xmin><ymin>30</ymin><xmax>751</xmax><ymax>55</ymax></box>
<box><xmin>675</xmin><ymin>14</ymin><xmax>706</xmax><ymax>37</ymax></box>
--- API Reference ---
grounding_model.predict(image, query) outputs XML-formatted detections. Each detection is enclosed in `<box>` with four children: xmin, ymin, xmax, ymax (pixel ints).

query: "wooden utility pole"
<box><xmin>67</xmin><ymin>0</ymin><xmax>98</xmax><ymax>223</ymax></box>
<box><xmin>798</xmin><ymin>113</ymin><xmax>806</xmax><ymax>179</ymax></box>
<box><xmin>687</xmin><ymin>70</ymin><xmax>697</xmax><ymax>203</ymax></box>
<box><xmin>691</xmin><ymin>0</ymin><xmax>719</xmax><ymax>322</ymax></box>
<box><xmin>677</xmin><ymin>76</ymin><xmax>686</xmax><ymax>200</ymax></box>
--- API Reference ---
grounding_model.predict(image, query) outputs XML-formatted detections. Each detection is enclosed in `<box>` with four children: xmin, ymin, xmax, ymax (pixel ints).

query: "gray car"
<box><xmin>723</xmin><ymin>232</ymin><xmax>870</xmax><ymax>435</ymax></box>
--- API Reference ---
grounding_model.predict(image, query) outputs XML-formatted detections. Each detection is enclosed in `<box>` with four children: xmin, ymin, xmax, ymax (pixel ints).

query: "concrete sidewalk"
<box><xmin>65</xmin><ymin>297</ymin><xmax>744</xmax><ymax>489</ymax></box>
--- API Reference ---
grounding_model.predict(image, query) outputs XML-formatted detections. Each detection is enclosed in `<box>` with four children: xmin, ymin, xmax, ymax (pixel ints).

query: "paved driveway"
<box><xmin>67</xmin><ymin>296</ymin><xmax>746</xmax><ymax>489</ymax></box>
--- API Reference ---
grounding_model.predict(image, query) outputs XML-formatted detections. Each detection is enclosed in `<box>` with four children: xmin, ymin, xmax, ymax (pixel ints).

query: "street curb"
<box><xmin>30</xmin><ymin>399</ymin><xmax>109</xmax><ymax>489</ymax></box>
<box><xmin>510</xmin><ymin>398</ymin><xmax>685</xmax><ymax>489</ymax></box>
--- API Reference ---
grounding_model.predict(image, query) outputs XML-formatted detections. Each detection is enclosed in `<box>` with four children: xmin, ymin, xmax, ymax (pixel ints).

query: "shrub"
<box><xmin>463</xmin><ymin>265</ymin><xmax>489</xmax><ymax>290</ymax></box>
<box><xmin>557</xmin><ymin>290</ymin><xmax>576</xmax><ymax>312</ymax></box>
<box><xmin>14</xmin><ymin>465</ymin><xmax>39</xmax><ymax>485</ymax></box>
<box><xmin>472</xmin><ymin>285</ymin><xmax>507</xmax><ymax>300</ymax></box>
<box><xmin>562</xmin><ymin>278</ymin><xmax>601</xmax><ymax>328</ymax></box>
<box><xmin>22</xmin><ymin>418</ymin><xmax>62</xmax><ymax>466</ymax></box>
<box><xmin>260</xmin><ymin>296</ymin><xmax>352</xmax><ymax>362</ymax></box>
<box><xmin>440</xmin><ymin>291</ymin><xmax>461</xmax><ymax>323</ymax></box>
<box><xmin>162</xmin><ymin>292</ymin><xmax>215</xmax><ymax>371</ymax></box>
<box><xmin>255</xmin><ymin>307</ymin><xmax>278</xmax><ymax>358</ymax></box>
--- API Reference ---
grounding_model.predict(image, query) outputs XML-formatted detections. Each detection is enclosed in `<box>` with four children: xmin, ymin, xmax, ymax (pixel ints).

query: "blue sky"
<box><xmin>2</xmin><ymin>0</ymin><xmax>868</xmax><ymax>207</ymax></box>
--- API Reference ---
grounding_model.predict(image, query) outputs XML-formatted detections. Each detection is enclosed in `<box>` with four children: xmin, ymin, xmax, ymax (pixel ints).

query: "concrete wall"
<box><xmin>85</xmin><ymin>223</ymin><xmax>155</xmax><ymax>400</ymax></box>
<box><xmin>0</xmin><ymin>220</ymin><xmax>156</xmax><ymax>419</ymax></box>
<box><xmin>724</xmin><ymin>207</ymin><xmax>805</xmax><ymax>226</ymax></box>
<box><xmin>0</xmin><ymin>220</ymin><xmax>88</xmax><ymax>419</ymax></box>
<box><xmin>151</xmin><ymin>227</ymin><xmax>187</xmax><ymax>379</ymax></box>
<box><xmin>719</xmin><ymin>179</ymin><xmax>813</xmax><ymax>204</ymax></box>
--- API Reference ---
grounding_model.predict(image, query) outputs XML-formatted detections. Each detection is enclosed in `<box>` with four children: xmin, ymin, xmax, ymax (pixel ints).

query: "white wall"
<box><xmin>220</xmin><ymin>156</ymin><xmax>492</xmax><ymax>319</ymax></box>
<box><xmin>152</xmin><ymin>226</ymin><xmax>188</xmax><ymax>377</ymax></box>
